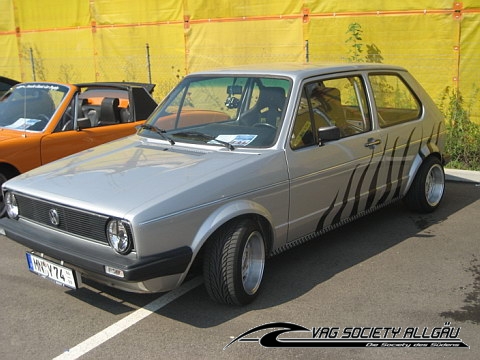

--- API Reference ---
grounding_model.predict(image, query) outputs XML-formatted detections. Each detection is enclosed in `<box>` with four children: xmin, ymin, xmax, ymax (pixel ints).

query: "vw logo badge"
<box><xmin>49</xmin><ymin>209</ymin><xmax>60</xmax><ymax>226</ymax></box>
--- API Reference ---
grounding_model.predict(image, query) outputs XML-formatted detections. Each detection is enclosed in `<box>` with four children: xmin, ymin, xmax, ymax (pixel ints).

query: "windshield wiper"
<box><xmin>139</xmin><ymin>124</ymin><xmax>175</xmax><ymax>145</ymax></box>
<box><xmin>173</xmin><ymin>131</ymin><xmax>235</xmax><ymax>151</ymax></box>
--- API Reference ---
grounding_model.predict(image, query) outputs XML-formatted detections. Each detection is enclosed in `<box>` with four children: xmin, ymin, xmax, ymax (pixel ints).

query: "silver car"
<box><xmin>0</xmin><ymin>63</ymin><xmax>447</xmax><ymax>305</ymax></box>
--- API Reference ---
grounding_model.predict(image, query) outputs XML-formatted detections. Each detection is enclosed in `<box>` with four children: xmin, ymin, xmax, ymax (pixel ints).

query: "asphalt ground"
<box><xmin>0</xmin><ymin>175</ymin><xmax>479</xmax><ymax>360</ymax></box>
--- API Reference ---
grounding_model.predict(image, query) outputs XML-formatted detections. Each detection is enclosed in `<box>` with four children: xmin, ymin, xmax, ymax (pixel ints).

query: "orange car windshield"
<box><xmin>0</xmin><ymin>83</ymin><xmax>68</xmax><ymax>132</ymax></box>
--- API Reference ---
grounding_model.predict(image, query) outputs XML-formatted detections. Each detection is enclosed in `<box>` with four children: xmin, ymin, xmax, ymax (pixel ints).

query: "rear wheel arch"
<box><xmin>404</xmin><ymin>154</ymin><xmax>445</xmax><ymax>213</ymax></box>
<box><xmin>405</xmin><ymin>141</ymin><xmax>442</xmax><ymax>192</ymax></box>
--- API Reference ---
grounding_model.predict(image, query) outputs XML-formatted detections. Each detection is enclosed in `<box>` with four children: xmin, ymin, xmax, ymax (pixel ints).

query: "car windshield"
<box><xmin>141</xmin><ymin>75</ymin><xmax>291</xmax><ymax>148</ymax></box>
<box><xmin>0</xmin><ymin>83</ymin><xmax>68</xmax><ymax>132</ymax></box>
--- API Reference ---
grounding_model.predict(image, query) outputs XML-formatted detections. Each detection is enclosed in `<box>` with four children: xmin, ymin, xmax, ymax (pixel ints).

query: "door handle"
<box><xmin>365</xmin><ymin>138</ymin><xmax>381</xmax><ymax>149</ymax></box>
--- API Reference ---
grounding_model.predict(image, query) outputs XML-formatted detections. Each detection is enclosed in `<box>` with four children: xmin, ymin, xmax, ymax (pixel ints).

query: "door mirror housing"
<box><xmin>318</xmin><ymin>126</ymin><xmax>341</xmax><ymax>146</ymax></box>
<box><xmin>76</xmin><ymin>117</ymin><xmax>91</xmax><ymax>130</ymax></box>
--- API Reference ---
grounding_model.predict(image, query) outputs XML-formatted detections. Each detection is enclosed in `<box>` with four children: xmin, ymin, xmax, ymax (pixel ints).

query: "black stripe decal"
<box><xmin>365</xmin><ymin>134</ymin><xmax>388</xmax><ymax>209</ymax></box>
<box><xmin>418</xmin><ymin>127</ymin><xmax>425</xmax><ymax>160</ymax></box>
<box><xmin>332</xmin><ymin>165</ymin><xmax>359</xmax><ymax>224</ymax></box>
<box><xmin>316</xmin><ymin>191</ymin><xmax>339</xmax><ymax>231</ymax></box>
<box><xmin>349</xmin><ymin>151</ymin><xmax>374</xmax><ymax>217</ymax></box>
<box><xmin>427</xmin><ymin>122</ymin><xmax>435</xmax><ymax>144</ymax></box>
<box><xmin>393</xmin><ymin>127</ymin><xmax>416</xmax><ymax>198</ymax></box>
<box><xmin>276</xmin><ymin>197</ymin><xmax>400</xmax><ymax>256</ymax></box>
<box><xmin>278</xmin><ymin>122</ymin><xmax>446</xmax><ymax>257</ymax></box>
<box><xmin>377</xmin><ymin>136</ymin><xmax>399</xmax><ymax>205</ymax></box>
<box><xmin>435</xmin><ymin>121</ymin><xmax>442</xmax><ymax>146</ymax></box>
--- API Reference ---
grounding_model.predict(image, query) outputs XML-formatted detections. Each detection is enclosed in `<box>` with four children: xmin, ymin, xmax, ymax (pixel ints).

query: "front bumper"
<box><xmin>0</xmin><ymin>217</ymin><xmax>193</xmax><ymax>284</ymax></box>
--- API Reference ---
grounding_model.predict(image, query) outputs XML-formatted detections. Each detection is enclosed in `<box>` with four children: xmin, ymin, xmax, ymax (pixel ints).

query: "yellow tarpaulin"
<box><xmin>0</xmin><ymin>0</ymin><xmax>479</xmax><ymax>120</ymax></box>
<box><xmin>306</xmin><ymin>13</ymin><xmax>458</xmax><ymax>99</ymax></box>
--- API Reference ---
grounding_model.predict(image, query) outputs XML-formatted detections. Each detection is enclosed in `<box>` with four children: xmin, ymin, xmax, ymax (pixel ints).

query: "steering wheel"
<box><xmin>37</xmin><ymin>114</ymin><xmax>50</xmax><ymax>122</ymax></box>
<box><xmin>253</xmin><ymin>122</ymin><xmax>276</xmax><ymax>130</ymax></box>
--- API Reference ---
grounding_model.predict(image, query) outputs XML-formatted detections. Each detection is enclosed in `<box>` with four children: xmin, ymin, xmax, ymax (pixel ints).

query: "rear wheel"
<box><xmin>404</xmin><ymin>156</ymin><xmax>445</xmax><ymax>213</ymax></box>
<box><xmin>203</xmin><ymin>218</ymin><xmax>266</xmax><ymax>305</ymax></box>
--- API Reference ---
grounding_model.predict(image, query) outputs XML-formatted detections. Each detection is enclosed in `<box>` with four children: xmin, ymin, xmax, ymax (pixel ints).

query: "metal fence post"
<box><xmin>305</xmin><ymin>40</ymin><xmax>309</xmax><ymax>63</ymax></box>
<box><xmin>146</xmin><ymin>43</ymin><xmax>152</xmax><ymax>84</ymax></box>
<box><xmin>30</xmin><ymin>47</ymin><xmax>36</xmax><ymax>81</ymax></box>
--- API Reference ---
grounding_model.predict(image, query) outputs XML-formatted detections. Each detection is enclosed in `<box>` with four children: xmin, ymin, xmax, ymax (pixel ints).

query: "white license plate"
<box><xmin>26</xmin><ymin>252</ymin><xmax>77</xmax><ymax>289</ymax></box>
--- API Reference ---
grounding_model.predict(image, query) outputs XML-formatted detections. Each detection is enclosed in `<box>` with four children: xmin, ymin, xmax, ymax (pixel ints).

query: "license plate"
<box><xmin>26</xmin><ymin>252</ymin><xmax>77</xmax><ymax>289</ymax></box>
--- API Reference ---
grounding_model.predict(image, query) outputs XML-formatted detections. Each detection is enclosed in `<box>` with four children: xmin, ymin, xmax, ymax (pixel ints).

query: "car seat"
<box><xmin>98</xmin><ymin>97</ymin><xmax>121</xmax><ymax>126</ymax></box>
<box><xmin>241</xmin><ymin>86</ymin><xmax>286</xmax><ymax>127</ymax></box>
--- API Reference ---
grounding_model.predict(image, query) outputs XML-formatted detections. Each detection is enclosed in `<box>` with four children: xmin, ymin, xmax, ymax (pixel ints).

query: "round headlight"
<box><xmin>106</xmin><ymin>219</ymin><xmax>132</xmax><ymax>255</ymax></box>
<box><xmin>5</xmin><ymin>192</ymin><xmax>19</xmax><ymax>219</ymax></box>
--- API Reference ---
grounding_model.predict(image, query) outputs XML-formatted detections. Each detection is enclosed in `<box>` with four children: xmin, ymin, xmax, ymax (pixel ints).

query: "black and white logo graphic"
<box><xmin>49</xmin><ymin>208</ymin><xmax>60</xmax><ymax>226</ymax></box>
<box><xmin>225</xmin><ymin>322</ymin><xmax>469</xmax><ymax>349</ymax></box>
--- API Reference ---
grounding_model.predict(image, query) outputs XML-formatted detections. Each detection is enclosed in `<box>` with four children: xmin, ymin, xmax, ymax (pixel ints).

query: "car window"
<box><xmin>161</xmin><ymin>77</ymin><xmax>249</xmax><ymax>127</ymax></box>
<box><xmin>0</xmin><ymin>83</ymin><xmax>68</xmax><ymax>132</ymax></box>
<box><xmin>144</xmin><ymin>75</ymin><xmax>291</xmax><ymax>148</ymax></box>
<box><xmin>54</xmin><ymin>97</ymin><xmax>76</xmax><ymax>132</ymax></box>
<box><xmin>369</xmin><ymin>73</ymin><xmax>421</xmax><ymax>128</ymax></box>
<box><xmin>77</xmin><ymin>89</ymin><xmax>131</xmax><ymax>128</ymax></box>
<box><xmin>290</xmin><ymin>76</ymin><xmax>371</xmax><ymax>150</ymax></box>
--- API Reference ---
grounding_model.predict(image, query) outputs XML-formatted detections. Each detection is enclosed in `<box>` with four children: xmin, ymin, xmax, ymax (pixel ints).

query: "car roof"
<box><xmin>75</xmin><ymin>82</ymin><xmax>155</xmax><ymax>94</ymax></box>
<box><xmin>8</xmin><ymin>81</ymin><xmax>155</xmax><ymax>95</ymax></box>
<box><xmin>0</xmin><ymin>76</ymin><xmax>20</xmax><ymax>86</ymax></box>
<box><xmin>190</xmin><ymin>62</ymin><xmax>407</xmax><ymax>80</ymax></box>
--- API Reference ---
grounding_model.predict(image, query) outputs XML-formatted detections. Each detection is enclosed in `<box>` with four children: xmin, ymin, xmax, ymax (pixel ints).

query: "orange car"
<box><xmin>0</xmin><ymin>81</ymin><xmax>158</xmax><ymax>213</ymax></box>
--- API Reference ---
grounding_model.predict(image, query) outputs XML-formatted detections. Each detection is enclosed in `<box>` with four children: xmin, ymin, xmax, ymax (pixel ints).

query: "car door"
<box><xmin>285</xmin><ymin>74</ymin><xmax>389</xmax><ymax>243</ymax></box>
<box><xmin>40</xmin><ymin>94</ymin><xmax>141</xmax><ymax>165</ymax></box>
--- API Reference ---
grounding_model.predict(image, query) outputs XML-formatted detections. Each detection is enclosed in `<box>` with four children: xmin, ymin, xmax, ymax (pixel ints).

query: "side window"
<box><xmin>290</xmin><ymin>88</ymin><xmax>315</xmax><ymax>149</ymax></box>
<box><xmin>290</xmin><ymin>76</ymin><xmax>371</xmax><ymax>150</ymax></box>
<box><xmin>54</xmin><ymin>98</ymin><xmax>75</xmax><ymax>132</ymax></box>
<box><xmin>369</xmin><ymin>74</ymin><xmax>421</xmax><ymax>127</ymax></box>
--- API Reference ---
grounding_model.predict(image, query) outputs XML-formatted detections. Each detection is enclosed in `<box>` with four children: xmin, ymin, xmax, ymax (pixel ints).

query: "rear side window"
<box><xmin>369</xmin><ymin>74</ymin><xmax>421</xmax><ymax>128</ymax></box>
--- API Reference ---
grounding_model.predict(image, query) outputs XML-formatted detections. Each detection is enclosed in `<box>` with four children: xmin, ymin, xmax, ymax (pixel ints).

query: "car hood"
<box><xmin>6</xmin><ymin>135</ymin><xmax>288</xmax><ymax>220</ymax></box>
<box><xmin>0</xmin><ymin>129</ymin><xmax>27</xmax><ymax>141</ymax></box>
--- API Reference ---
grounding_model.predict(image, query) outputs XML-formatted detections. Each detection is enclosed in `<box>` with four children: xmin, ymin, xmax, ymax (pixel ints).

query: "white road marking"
<box><xmin>54</xmin><ymin>277</ymin><xmax>203</xmax><ymax>360</ymax></box>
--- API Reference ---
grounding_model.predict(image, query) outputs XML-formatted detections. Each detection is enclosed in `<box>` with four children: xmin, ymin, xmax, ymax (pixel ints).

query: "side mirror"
<box><xmin>318</xmin><ymin>126</ymin><xmax>340</xmax><ymax>146</ymax></box>
<box><xmin>76</xmin><ymin>117</ymin><xmax>91</xmax><ymax>130</ymax></box>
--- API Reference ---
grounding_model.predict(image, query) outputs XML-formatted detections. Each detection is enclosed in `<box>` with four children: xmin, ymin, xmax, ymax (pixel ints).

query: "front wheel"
<box><xmin>404</xmin><ymin>156</ymin><xmax>445</xmax><ymax>213</ymax></box>
<box><xmin>203</xmin><ymin>218</ymin><xmax>266</xmax><ymax>305</ymax></box>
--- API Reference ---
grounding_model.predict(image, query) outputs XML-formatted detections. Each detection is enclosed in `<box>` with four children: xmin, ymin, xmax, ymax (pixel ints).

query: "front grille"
<box><xmin>16</xmin><ymin>194</ymin><xmax>110</xmax><ymax>245</ymax></box>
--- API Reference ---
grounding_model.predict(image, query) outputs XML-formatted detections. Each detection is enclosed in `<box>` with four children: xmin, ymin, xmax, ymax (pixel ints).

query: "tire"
<box><xmin>404</xmin><ymin>156</ymin><xmax>445</xmax><ymax>213</ymax></box>
<box><xmin>203</xmin><ymin>218</ymin><xmax>266</xmax><ymax>305</ymax></box>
